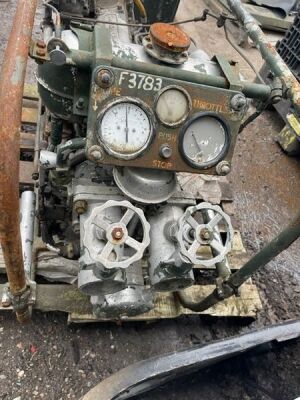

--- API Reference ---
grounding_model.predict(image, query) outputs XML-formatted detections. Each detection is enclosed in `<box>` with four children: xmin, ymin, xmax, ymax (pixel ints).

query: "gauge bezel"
<box><xmin>97</xmin><ymin>97</ymin><xmax>155</xmax><ymax>161</ymax></box>
<box><xmin>154</xmin><ymin>85</ymin><xmax>192</xmax><ymax>128</ymax></box>
<box><xmin>179</xmin><ymin>112</ymin><xmax>231</xmax><ymax>169</ymax></box>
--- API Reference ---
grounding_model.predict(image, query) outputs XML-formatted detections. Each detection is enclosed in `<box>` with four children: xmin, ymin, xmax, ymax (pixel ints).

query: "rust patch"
<box><xmin>0</xmin><ymin>0</ymin><xmax>38</xmax><ymax>320</ymax></box>
<box><xmin>150</xmin><ymin>23</ymin><xmax>191</xmax><ymax>53</ymax></box>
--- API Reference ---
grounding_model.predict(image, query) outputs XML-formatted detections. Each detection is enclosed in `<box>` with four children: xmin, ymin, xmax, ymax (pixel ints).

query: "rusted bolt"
<box><xmin>95</xmin><ymin>68</ymin><xmax>114</xmax><ymax>88</ymax></box>
<box><xmin>216</xmin><ymin>161</ymin><xmax>231</xmax><ymax>176</ymax></box>
<box><xmin>112</xmin><ymin>227</ymin><xmax>124</xmax><ymax>240</ymax></box>
<box><xmin>74</xmin><ymin>200</ymin><xmax>88</xmax><ymax>215</ymax></box>
<box><xmin>36</xmin><ymin>40</ymin><xmax>46</xmax><ymax>49</ymax></box>
<box><xmin>88</xmin><ymin>145</ymin><xmax>103</xmax><ymax>162</ymax></box>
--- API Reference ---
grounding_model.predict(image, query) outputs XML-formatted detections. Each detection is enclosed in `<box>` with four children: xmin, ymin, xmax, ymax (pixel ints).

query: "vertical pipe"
<box><xmin>0</xmin><ymin>0</ymin><xmax>38</xmax><ymax>322</ymax></box>
<box><xmin>20</xmin><ymin>191</ymin><xmax>36</xmax><ymax>276</ymax></box>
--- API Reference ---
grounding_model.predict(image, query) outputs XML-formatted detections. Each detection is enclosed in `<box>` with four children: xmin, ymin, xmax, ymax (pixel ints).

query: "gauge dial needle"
<box><xmin>192</xmin><ymin>133</ymin><xmax>203</xmax><ymax>154</ymax></box>
<box><xmin>125</xmin><ymin>106</ymin><xmax>129</xmax><ymax>143</ymax></box>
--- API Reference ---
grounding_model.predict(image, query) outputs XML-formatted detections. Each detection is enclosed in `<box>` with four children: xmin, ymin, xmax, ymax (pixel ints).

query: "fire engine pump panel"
<box><xmin>26</xmin><ymin>0</ymin><xmax>272</xmax><ymax>319</ymax></box>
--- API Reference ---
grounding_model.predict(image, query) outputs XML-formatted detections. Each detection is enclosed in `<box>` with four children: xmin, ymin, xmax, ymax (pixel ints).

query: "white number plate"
<box><xmin>118</xmin><ymin>72</ymin><xmax>163</xmax><ymax>92</ymax></box>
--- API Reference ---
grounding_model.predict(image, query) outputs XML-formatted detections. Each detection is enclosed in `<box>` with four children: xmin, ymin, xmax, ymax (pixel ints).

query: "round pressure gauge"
<box><xmin>179</xmin><ymin>113</ymin><xmax>231</xmax><ymax>169</ymax></box>
<box><xmin>155</xmin><ymin>86</ymin><xmax>191</xmax><ymax>127</ymax></box>
<box><xmin>98</xmin><ymin>98</ymin><xmax>154</xmax><ymax>160</ymax></box>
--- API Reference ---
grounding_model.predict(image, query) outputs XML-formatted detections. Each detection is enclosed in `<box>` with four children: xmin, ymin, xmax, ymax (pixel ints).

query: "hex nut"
<box><xmin>74</xmin><ymin>200</ymin><xmax>88</xmax><ymax>215</ymax></box>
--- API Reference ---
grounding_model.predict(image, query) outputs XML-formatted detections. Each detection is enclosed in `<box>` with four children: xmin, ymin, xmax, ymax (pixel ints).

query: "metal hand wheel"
<box><xmin>83</xmin><ymin>200</ymin><xmax>150</xmax><ymax>270</ymax></box>
<box><xmin>176</xmin><ymin>202</ymin><xmax>234</xmax><ymax>267</ymax></box>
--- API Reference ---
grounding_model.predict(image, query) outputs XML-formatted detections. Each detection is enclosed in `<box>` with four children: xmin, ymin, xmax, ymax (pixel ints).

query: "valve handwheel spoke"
<box><xmin>210</xmin><ymin>239</ymin><xmax>225</xmax><ymax>254</ymax></box>
<box><xmin>207</xmin><ymin>214</ymin><xmax>223</xmax><ymax>229</ymax></box>
<box><xmin>100</xmin><ymin>242</ymin><xmax>114</xmax><ymax>259</ymax></box>
<box><xmin>126</xmin><ymin>236</ymin><xmax>142</xmax><ymax>251</ymax></box>
<box><xmin>121</xmin><ymin>209</ymin><xmax>136</xmax><ymax>226</ymax></box>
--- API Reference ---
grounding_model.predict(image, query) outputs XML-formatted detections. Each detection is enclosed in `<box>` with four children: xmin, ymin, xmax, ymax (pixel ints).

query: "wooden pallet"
<box><xmin>0</xmin><ymin>84</ymin><xmax>262</xmax><ymax>322</ymax></box>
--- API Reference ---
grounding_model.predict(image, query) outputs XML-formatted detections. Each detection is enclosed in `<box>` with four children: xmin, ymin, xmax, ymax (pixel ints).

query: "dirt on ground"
<box><xmin>0</xmin><ymin>1</ymin><xmax>299</xmax><ymax>399</ymax></box>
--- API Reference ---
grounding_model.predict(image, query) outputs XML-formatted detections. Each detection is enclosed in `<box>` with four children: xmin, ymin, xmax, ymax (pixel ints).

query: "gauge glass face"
<box><xmin>156</xmin><ymin>88</ymin><xmax>190</xmax><ymax>126</ymax></box>
<box><xmin>181</xmin><ymin>116</ymin><xmax>228</xmax><ymax>167</ymax></box>
<box><xmin>99</xmin><ymin>101</ymin><xmax>151</xmax><ymax>159</ymax></box>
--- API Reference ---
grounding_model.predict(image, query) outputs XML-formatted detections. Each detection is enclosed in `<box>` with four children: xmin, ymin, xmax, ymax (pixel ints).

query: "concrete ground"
<box><xmin>0</xmin><ymin>1</ymin><xmax>299</xmax><ymax>399</ymax></box>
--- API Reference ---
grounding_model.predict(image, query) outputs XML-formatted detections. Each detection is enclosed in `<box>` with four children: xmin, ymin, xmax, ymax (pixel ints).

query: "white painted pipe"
<box><xmin>20</xmin><ymin>191</ymin><xmax>36</xmax><ymax>275</ymax></box>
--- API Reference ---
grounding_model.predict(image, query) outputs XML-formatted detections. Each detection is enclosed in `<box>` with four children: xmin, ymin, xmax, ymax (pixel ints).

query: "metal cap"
<box><xmin>150</xmin><ymin>23</ymin><xmax>191</xmax><ymax>53</ymax></box>
<box><xmin>113</xmin><ymin>167</ymin><xmax>178</xmax><ymax>204</ymax></box>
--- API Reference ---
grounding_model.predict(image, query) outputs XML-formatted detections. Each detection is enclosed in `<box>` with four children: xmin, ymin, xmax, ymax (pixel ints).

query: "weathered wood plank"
<box><xmin>22</xmin><ymin>107</ymin><xmax>38</xmax><ymax>125</ymax></box>
<box><xmin>20</xmin><ymin>131</ymin><xmax>35</xmax><ymax>151</ymax></box>
<box><xmin>19</xmin><ymin>161</ymin><xmax>34</xmax><ymax>186</ymax></box>
<box><xmin>68</xmin><ymin>283</ymin><xmax>262</xmax><ymax>323</ymax></box>
<box><xmin>0</xmin><ymin>282</ymin><xmax>262</xmax><ymax>320</ymax></box>
<box><xmin>23</xmin><ymin>84</ymin><xmax>39</xmax><ymax>100</ymax></box>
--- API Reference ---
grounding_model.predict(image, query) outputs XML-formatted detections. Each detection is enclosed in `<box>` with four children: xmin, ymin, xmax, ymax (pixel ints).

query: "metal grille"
<box><xmin>276</xmin><ymin>13</ymin><xmax>300</xmax><ymax>81</ymax></box>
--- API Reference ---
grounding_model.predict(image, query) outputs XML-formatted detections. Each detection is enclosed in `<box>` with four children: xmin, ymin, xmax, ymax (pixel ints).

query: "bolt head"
<box><xmin>216</xmin><ymin>161</ymin><xmax>231</xmax><ymax>176</ymax></box>
<box><xmin>231</xmin><ymin>94</ymin><xmax>247</xmax><ymax>111</ymax></box>
<box><xmin>95</xmin><ymin>69</ymin><xmax>114</xmax><ymax>88</ymax></box>
<box><xmin>76</xmin><ymin>98</ymin><xmax>85</xmax><ymax>110</ymax></box>
<box><xmin>88</xmin><ymin>146</ymin><xmax>103</xmax><ymax>162</ymax></box>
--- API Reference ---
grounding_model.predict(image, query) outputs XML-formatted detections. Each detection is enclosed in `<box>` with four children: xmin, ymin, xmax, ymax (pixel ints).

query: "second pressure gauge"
<box><xmin>98</xmin><ymin>98</ymin><xmax>154</xmax><ymax>160</ymax></box>
<box><xmin>179</xmin><ymin>113</ymin><xmax>231</xmax><ymax>169</ymax></box>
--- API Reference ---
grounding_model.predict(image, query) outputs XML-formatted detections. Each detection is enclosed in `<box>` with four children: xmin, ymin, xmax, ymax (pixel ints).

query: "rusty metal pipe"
<box><xmin>0</xmin><ymin>0</ymin><xmax>38</xmax><ymax>322</ymax></box>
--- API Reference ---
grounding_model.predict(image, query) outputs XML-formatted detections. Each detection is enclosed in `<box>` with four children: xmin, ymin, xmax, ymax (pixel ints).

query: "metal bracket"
<box><xmin>2</xmin><ymin>280</ymin><xmax>36</xmax><ymax>310</ymax></box>
<box><xmin>214</xmin><ymin>55</ymin><xmax>243</xmax><ymax>92</ymax></box>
